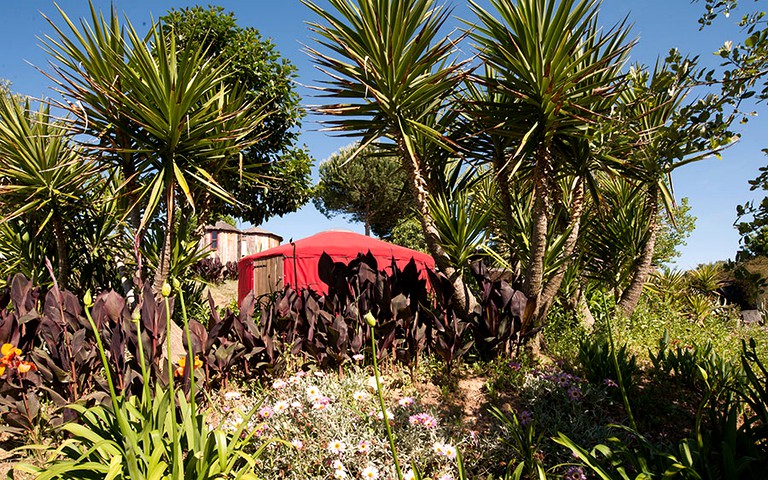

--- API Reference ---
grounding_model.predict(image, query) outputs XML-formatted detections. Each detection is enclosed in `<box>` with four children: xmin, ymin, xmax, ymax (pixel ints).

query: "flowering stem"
<box><xmin>176</xmin><ymin>284</ymin><xmax>197</xmax><ymax>412</ymax></box>
<box><xmin>164</xmin><ymin>293</ymin><xmax>182</xmax><ymax>479</ymax></box>
<box><xmin>370</xmin><ymin>324</ymin><xmax>404</xmax><ymax>480</ymax></box>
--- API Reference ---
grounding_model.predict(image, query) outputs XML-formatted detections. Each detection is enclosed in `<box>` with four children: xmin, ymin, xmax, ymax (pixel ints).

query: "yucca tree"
<box><xmin>0</xmin><ymin>96</ymin><xmax>101</xmax><ymax>289</ymax></box>
<box><xmin>42</xmin><ymin>5</ymin><xmax>140</xmax><ymax>228</ymax></box>
<box><xmin>470</xmin><ymin>0</ymin><xmax>633</xmax><ymax>330</ymax></box>
<box><xmin>303</xmin><ymin>0</ymin><xmax>478</xmax><ymax>317</ymax></box>
<box><xmin>580</xmin><ymin>175</ymin><xmax>651</xmax><ymax>297</ymax></box>
<box><xmin>615</xmin><ymin>55</ymin><xmax>735</xmax><ymax>316</ymax></box>
<box><xmin>44</xmin><ymin>5</ymin><xmax>268</xmax><ymax>294</ymax></box>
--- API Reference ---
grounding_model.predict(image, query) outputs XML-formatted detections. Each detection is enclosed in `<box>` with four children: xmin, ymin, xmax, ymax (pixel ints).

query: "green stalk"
<box><xmin>163</xmin><ymin>290</ymin><xmax>182</xmax><ymax>479</ymax></box>
<box><xmin>176</xmin><ymin>281</ymin><xmax>199</xmax><ymax>450</ymax></box>
<box><xmin>132</xmin><ymin>308</ymin><xmax>151</xmax><ymax>402</ymax></box>
<box><xmin>83</xmin><ymin>292</ymin><xmax>142</xmax><ymax>479</ymax></box>
<box><xmin>367</xmin><ymin>313</ymin><xmax>403</xmax><ymax>480</ymax></box>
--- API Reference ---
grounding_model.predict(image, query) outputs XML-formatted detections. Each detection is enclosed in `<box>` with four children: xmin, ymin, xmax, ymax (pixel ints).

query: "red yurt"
<box><xmin>237</xmin><ymin>230</ymin><xmax>435</xmax><ymax>303</ymax></box>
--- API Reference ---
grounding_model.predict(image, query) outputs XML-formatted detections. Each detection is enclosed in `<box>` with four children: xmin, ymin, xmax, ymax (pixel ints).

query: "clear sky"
<box><xmin>0</xmin><ymin>0</ymin><xmax>764</xmax><ymax>270</ymax></box>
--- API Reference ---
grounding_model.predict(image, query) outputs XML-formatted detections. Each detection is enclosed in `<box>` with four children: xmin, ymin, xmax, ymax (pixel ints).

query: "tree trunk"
<box><xmin>618</xmin><ymin>192</ymin><xmax>659</xmax><ymax>317</ymax></box>
<box><xmin>398</xmin><ymin>138</ymin><xmax>477</xmax><ymax>319</ymax></box>
<box><xmin>51</xmin><ymin>214</ymin><xmax>69</xmax><ymax>291</ymax></box>
<box><xmin>536</xmin><ymin>179</ymin><xmax>586</xmax><ymax>321</ymax></box>
<box><xmin>522</xmin><ymin>145</ymin><xmax>551</xmax><ymax>326</ymax></box>
<box><xmin>152</xmin><ymin>182</ymin><xmax>175</xmax><ymax>295</ymax></box>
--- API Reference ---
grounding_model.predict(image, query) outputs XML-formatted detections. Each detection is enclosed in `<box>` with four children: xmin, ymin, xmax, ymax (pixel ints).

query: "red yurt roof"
<box><xmin>238</xmin><ymin>230</ymin><xmax>435</xmax><ymax>302</ymax></box>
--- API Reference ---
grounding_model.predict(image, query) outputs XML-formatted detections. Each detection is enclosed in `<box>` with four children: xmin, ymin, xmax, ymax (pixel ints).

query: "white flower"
<box><xmin>352</xmin><ymin>353</ymin><xmax>365</xmax><ymax>361</ymax></box>
<box><xmin>273</xmin><ymin>400</ymin><xmax>289</xmax><ymax>414</ymax></box>
<box><xmin>327</xmin><ymin>440</ymin><xmax>346</xmax><ymax>455</ymax></box>
<box><xmin>313</xmin><ymin>370</ymin><xmax>326</xmax><ymax>377</ymax></box>
<box><xmin>404</xmin><ymin>471</ymin><xmax>416</xmax><ymax>480</ymax></box>
<box><xmin>223</xmin><ymin>391</ymin><xmax>241</xmax><ymax>400</ymax></box>
<box><xmin>353</xmin><ymin>390</ymin><xmax>370</xmax><ymax>401</ymax></box>
<box><xmin>366</xmin><ymin>376</ymin><xmax>378</xmax><ymax>391</ymax></box>
<box><xmin>376</xmin><ymin>409</ymin><xmax>394</xmax><ymax>421</ymax></box>
<box><xmin>398</xmin><ymin>396</ymin><xmax>414</xmax><ymax>407</ymax></box>
<box><xmin>306</xmin><ymin>385</ymin><xmax>321</xmax><ymax>400</ymax></box>
<box><xmin>333</xmin><ymin>469</ymin><xmax>347</xmax><ymax>479</ymax></box>
<box><xmin>272</xmin><ymin>379</ymin><xmax>287</xmax><ymax>389</ymax></box>
<box><xmin>361</xmin><ymin>465</ymin><xmax>379</xmax><ymax>480</ymax></box>
<box><xmin>332</xmin><ymin>459</ymin><xmax>345</xmax><ymax>471</ymax></box>
<box><xmin>290</xmin><ymin>401</ymin><xmax>303</xmax><ymax>411</ymax></box>
<box><xmin>291</xmin><ymin>439</ymin><xmax>304</xmax><ymax>450</ymax></box>
<box><xmin>442</xmin><ymin>443</ymin><xmax>457</xmax><ymax>460</ymax></box>
<box><xmin>433</xmin><ymin>442</ymin><xmax>446</xmax><ymax>455</ymax></box>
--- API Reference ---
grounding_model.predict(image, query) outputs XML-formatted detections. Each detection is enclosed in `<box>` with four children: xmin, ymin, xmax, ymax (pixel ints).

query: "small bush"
<box><xmin>578</xmin><ymin>334</ymin><xmax>638</xmax><ymax>392</ymax></box>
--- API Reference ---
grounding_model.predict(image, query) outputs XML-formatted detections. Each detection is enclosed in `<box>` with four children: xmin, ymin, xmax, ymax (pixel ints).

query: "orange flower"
<box><xmin>174</xmin><ymin>355</ymin><xmax>203</xmax><ymax>377</ymax></box>
<box><xmin>17</xmin><ymin>361</ymin><xmax>35</xmax><ymax>374</ymax></box>
<box><xmin>0</xmin><ymin>366</ymin><xmax>5</xmax><ymax>376</ymax></box>
<box><xmin>1</xmin><ymin>343</ymin><xmax>21</xmax><ymax>359</ymax></box>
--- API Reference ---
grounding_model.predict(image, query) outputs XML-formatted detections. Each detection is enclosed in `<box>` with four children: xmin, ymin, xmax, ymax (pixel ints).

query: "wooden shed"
<box><xmin>200</xmin><ymin>221</ymin><xmax>282</xmax><ymax>264</ymax></box>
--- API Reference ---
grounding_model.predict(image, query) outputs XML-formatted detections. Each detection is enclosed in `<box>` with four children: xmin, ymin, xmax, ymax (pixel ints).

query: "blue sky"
<box><xmin>0</xmin><ymin>0</ymin><xmax>764</xmax><ymax>269</ymax></box>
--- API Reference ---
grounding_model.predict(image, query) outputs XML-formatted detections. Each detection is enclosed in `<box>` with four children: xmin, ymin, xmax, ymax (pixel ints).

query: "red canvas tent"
<box><xmin>237</xmin><ymin>230</ymin><xmax>435</xmax><ymax>303</ymax></box>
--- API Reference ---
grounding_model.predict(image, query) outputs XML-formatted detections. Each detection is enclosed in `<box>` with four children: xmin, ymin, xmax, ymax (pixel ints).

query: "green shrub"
<box><xmin>578</xmin><ymin>334</ymin><xmax>638</xmax><ymax>392</ymax></box>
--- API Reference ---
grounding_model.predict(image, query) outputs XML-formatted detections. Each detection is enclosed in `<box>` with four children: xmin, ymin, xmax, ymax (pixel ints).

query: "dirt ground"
<box><xmin>206</xmin><ymin>279</ymin><xmax>239</xmax><ymax>307</ymax></box>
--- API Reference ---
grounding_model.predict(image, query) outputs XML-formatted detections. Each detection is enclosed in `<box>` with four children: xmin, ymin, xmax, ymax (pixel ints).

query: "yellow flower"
<box><xmin>18</xmin><ymin>362</ymin><xmax>35</xmax><ymax>374</ymax></box>
<box><xmin>0</xmin><ymin>366</ymin><xmax>5</xmax><ymax>376</ymax></box>
<box><xmin>1</xmin><ymin>343</ymin><xmax>21</xmax><ymax>358</ymax></box>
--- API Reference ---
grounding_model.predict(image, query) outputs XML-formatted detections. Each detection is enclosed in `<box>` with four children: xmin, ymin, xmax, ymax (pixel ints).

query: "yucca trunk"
<box><xmin>52</xmin><ymin>214</ymin><xmax>70</xmax><ymax>291</ymax></box>
<box><xmin>618</xmin><ymin>189</ymin><xmax>659</xmax><ymax>316</ymax></box>
<box><xmin>153</xmin><ymin>182</ymin><xmax>175</xmax><ymax>295</ymax></box>
<box><xmin>399</xmin><ymin>139</ymin><xmax>477</xmax><ymax>319</ymax></box>
<box><xmin>522</xmin><ymin>145</ymin><xmax>551</xmax><ymax>321</ymax></box>
<box><xmin>537</xmin><ymin>179</ymin><xmax>586</xmax><ymax>320</ymax></box>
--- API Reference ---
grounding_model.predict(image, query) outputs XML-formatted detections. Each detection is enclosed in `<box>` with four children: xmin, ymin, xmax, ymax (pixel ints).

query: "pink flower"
<box><xmin>357</xmin><ymin>440</ymin><xmax>371</xmax><ymax>454</ymax></box>
<box><xmin>353</xmin><ymin>353</ymin><xmax>365</xmax><ymax>362</ymax></box>
<box><xmin>409</xmin><ymin>412</ymin><xmax>438</xmax><ymax>428</ymax></box>
<box><xmin>258</xmin><ymin>406</ymin><xmax>273</xmax><ymax>419</ymax></box>
<box><xmin>291</xmin><ymin>438</ymin><xmax>304</xmax><ymax>450</ymax></box>
<box><xmin>398</xmin><ymin>397</ymin><xmax>414</xmax><ymax>407</ymax></box>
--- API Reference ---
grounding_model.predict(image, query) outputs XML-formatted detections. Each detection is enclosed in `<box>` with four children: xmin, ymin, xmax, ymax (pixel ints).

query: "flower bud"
<box><xmin>83</xmin><ymin>290</ymin><xmax>93</xmax><ymax>308</ymax></box>
<box><xmin>131</xmin><ymin>308</ymin><xmax>141</xmax><ymax>323</ymax></box>
<box><xmin>171</xmin><ymin>277</ymin><xmax>181</xmax><ymax>290</ymax></box>
<box><xmin>364</xmin><ymin>312</ymin><xmax>376</xmax><ymax>327</ymax></box>
<box><xmin>161</xmin><ymin>283</ymin><xmax>172</xmax><ymax>298</ymax></box>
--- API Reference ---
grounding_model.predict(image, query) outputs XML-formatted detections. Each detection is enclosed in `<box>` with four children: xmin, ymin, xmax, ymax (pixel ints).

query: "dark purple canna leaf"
<box><xmin>318</xmin><ymin>252</ymin><xmax>335</xmax><ymax>287</ymax></box>
<box><xmin>11</xmin><ymin>273</ymin><xmax>37</xmax><ymax>317</ymax></box>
